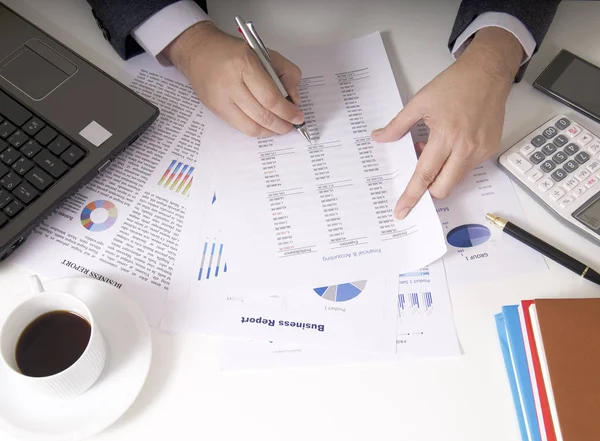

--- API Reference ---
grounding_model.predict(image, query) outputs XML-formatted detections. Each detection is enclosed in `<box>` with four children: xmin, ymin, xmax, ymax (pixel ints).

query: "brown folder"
<box><xmin>533</xmin><ymin>298</ymin><xmax>600</xmax><ymax>441</ymax></box>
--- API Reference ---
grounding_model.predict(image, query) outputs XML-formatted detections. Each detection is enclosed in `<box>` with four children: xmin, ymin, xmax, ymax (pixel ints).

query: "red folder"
<box><xmin>521</xmin><ymin>300</ymin><xmax>556</xmax><ymax>441</ymax></box>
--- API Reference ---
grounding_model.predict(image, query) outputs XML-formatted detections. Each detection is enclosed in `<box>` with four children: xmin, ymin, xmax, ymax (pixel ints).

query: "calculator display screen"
<box><xmin>575</xmin><ymin>198</ymin><xmax>600</xmax><ymax>231</ymax></box>
<box><xmin>551</xmin><ymin>58</ymin><xmax>600</xmax><ymax>117</ymax></box>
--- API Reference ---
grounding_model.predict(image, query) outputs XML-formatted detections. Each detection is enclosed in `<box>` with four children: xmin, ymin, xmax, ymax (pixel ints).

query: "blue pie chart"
<box><xmin>446</xmin><ymin>223</ymin><xmax>491</xmax><ymax>248</ymax></box>
<box><xmin>314</xmin><ymin>280</ymin><xmax>367</xmax><ymax>302</ymax></box>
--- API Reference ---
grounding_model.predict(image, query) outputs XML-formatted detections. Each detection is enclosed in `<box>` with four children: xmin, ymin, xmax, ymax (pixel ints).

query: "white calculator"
<box><xmin>499</xmin><ymin>115</ymin><xmax>600</xmax><ymax>244</ymax></box>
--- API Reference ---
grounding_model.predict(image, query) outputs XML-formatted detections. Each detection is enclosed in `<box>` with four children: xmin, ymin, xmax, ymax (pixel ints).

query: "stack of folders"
<box><xmin>495</xmin><ymin>298</ymin><xmax>600</xmax><ymax>441</ymax></box>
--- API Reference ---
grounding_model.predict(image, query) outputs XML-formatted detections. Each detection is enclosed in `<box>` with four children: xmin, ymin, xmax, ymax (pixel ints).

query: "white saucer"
<box><xmin>0</xmin><ymin>278</ymin><xmax>152</xmax><ymax>441</ymax></box>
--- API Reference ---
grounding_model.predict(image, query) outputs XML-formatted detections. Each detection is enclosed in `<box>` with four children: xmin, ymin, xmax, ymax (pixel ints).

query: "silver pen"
<box><xmin>235</xmin><ymin>16</ymin><xmax>312</xmax><ymax>144</ymax></box>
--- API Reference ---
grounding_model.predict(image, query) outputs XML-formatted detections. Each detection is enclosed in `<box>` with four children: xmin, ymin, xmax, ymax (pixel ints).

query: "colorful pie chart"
<box><xmin>80</xmin><ymin>200</ymin><xmax>118</xmax><ymax>232</ymax></box>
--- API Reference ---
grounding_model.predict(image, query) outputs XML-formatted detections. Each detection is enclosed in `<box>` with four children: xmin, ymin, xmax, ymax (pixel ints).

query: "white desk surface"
<box><xmin>1</xmin><ymin>1</ymin><xmax>600</xmax><ymax>440</ymax></box>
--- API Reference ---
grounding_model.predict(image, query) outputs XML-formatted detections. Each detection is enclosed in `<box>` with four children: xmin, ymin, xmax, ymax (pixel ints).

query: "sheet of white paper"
<box><xmin>411</xmin><ymin>121</ymin><xmax>548</xmax><ymax>287</ymax></box>
<box><xmin>11</xmin><ymin>58</ymin><xmax>211</xmax><ymax>327</ymax></box>
<box><xmin>211</xmin><ymin>33</ymin><xmax>446</xmax><ymax>290</ymax></box>
<box><xmin>219</xmin><ymin>259</ymin><xmax>460</xmax><ymax>370</ymax></box>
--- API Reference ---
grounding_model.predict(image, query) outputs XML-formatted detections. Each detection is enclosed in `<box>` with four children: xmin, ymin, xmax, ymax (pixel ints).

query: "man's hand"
<box><xmin>164</xmin><ymin>21</ymin><xmax>304</xmax><ymax>137</ymax></box>
<box><xmin>372</xmin><ymin>27</ymin><xmax>524</xmax><ymax>219</ymax></box>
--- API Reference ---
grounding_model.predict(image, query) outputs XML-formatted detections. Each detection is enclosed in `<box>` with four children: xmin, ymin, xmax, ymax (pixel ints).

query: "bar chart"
<box><xmin>198</xmin><ymin>241</ymin><xmax>227</xmax><ymax>281</ymax></box>
<box><xmin>158</xmin><ymin>159</ymin><xmax>194</xmax><ymax>196</ymax></box>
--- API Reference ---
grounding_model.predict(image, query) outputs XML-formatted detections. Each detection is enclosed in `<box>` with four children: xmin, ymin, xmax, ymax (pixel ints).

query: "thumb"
<box><xmin>270</xmin><ymin>50</ymin><xmax>302</xmax><ymax>105</ymax></box>
<box><xmin>372</xmin><ymin>100</ymin><xmax>422</xmax><ymax>143</ymax></box>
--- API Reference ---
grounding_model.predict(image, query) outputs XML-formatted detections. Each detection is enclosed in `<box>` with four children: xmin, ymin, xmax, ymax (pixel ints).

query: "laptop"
<box><xmin>0</xmin><ymin>3</ymin><xmax>159</xmax><ymax>260</ymax></box>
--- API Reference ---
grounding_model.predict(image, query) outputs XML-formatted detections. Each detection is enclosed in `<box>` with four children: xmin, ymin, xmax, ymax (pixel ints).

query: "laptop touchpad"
<box><xmin>0</xmin><ymin>39</ymin><xmax>77</xmax><ymax>100</ymax></box>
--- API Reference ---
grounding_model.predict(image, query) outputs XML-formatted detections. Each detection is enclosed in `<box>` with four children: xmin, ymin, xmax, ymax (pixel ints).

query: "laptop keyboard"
<box><xmin>0</xmin><ymin>90</ymin><xmax>87</xmax><ymax>229</ymax></box>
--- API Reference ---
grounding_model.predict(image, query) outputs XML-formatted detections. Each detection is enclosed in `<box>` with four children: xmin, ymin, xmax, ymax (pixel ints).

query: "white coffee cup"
<box><xmin>0</xmin><ymin>275</ymin><xmax>107</xmax><ymax>398</ymax></box>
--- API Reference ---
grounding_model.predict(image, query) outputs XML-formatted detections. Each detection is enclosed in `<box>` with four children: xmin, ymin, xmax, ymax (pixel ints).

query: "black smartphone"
<box><xmin>534</xmin><ymin>49</ymin><xmax>600</xmax><ymax>123</ymax></box>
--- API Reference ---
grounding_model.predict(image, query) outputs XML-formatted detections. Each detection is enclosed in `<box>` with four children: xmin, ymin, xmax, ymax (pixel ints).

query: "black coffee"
<box><xmin>15</xmin><ymin>311</ymin><xmax>91</xmax><ymax>377</ymax></box>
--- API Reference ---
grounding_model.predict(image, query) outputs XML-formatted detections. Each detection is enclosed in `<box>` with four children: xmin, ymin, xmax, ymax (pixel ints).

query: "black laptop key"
<box><xmin>60</xmin><ymin>145</ymin><xmax>85</xmax><ymax>166</ymax></box>
<box><xmin>0</xmin><ymin>91</ymin><xmax>32</xmax><ymax>126</ymax></box>
<box><xmin>35</xmin><ymin>126</ymin><xmax>57</xmax><ymax>146</ymax></box>
<box><xmin>0</xmin><ymin>163</ymin><xmax>8</xmax><ymax>179</ymax></box>
<box><xmin>12</xmin><ymin>157</ymin><xmax>34</xmax><ymax>175</ymax></box>
<box><xmin>0</xmin><ymin>171</ymin><xmax>22</xmax><ymax>191</ymax></box>
<box><xmin>25</xmin><ymin>167</ymin><xmax>53</xmax><ymax>191</ymax></box>
<box><xmin>34</xmin><ymin>150</ymin><xmax>68</xmax><ymax>178</ymax></box>
<box><xmin>0</xmin><ymin>121</ymin><xmax>16</xmax><ymax>139</ymax></box>
<box><xmin>48</xmin><ymin>136</ymin><xmax>70</xmax><ymax>156</ymax></box>
<box><xmin>13</xmin><ymin>182</ymin><xmax>39</xmax><ymax>204</ymax></box>
<box><xmin>0</xmin><ymin>189</ymin><xmax>12</xmax><ymax>209</ymax></box>
<box><xmin>0</xmin><ymin>147</ymin><xmax>21</xmax><ymax>166</ymax></box>
<box><xmin>0</xmin><ymin>115</ymin><xmax>3</xmax><ymax>125</ymax></box>
<box><xmin>20</xmin><ymin>140</ymin><xmax>42</xmax><ymax>158</ymax></box>
<box><xmin>0</xmin><ymin>212</ymin><xmax>7</xmax><ymax>228</ymax></box>
<box><xmin>4</xmin><ymin>199</ymin><xmax>23</xmax><ymax>217</ymax></box>
<box><xmin>22</xmin><ymin>117</ymin><xmax>45</xmax><ymax>136</ymax></box>
<box><xmin>0</xmin><ymin>139</ymin><xmax>8</xmax><ymax>153</ymax></box>
<box><xmin>8</xmin><ymin>130</ymin><xmax>29</xmax><ymax>148</ymax></box>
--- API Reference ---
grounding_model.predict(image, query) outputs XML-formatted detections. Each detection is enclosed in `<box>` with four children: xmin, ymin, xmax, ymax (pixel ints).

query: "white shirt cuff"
<box><xmin>132</xmin><ymin>0</ymin><xmax>211</xmax><ymax>66</ymax></box>
<box><xmin>451</xmin><ymin>11</ymin><xmax>536</xmax><ymax>66</ymax></box>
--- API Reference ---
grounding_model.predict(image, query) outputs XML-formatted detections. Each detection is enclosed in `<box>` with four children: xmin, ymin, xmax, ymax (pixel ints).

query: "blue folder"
<box><xmin>496</xmin><ymin>306</ymin><xmax>541</xmax><ymax>441</ymax></box>
<box><xmin>495</xmin><ymin>313</ymin><xmax>529</xmax><ymax>441</ymax></box>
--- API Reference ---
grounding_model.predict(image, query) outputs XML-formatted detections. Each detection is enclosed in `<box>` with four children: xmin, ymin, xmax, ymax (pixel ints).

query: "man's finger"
<box><xmin>219</xmin><ymin>102</ymin><xmax>276</xmax><ymax>138</ymax></box>
<box><xmin>428</xmin><ymin>153</ymin><xmax>470</xmax><ymax>200</ymax></box>
<box><xmin>243</xmin><ymin>52</ymin><xmax>304</xmax><ymax>126</ymax></box>
<box><xmin>270</xmin><ymin>50</ymin><xmax>303</xmax><ymax>105</ymax></box>
<box><xmin>371</xmin><ymin>100</ymin><xmax>422</xmax><ymax>143</ymax></box>
<box><xmin>234</xmin><ymin>84</ymin><xmax>295</xmax><ymax>135</ymax></box>
<box><xmin>394</xmin><ymin>135</ymin><xmax>450</xmax><ymax>219</ymax></box>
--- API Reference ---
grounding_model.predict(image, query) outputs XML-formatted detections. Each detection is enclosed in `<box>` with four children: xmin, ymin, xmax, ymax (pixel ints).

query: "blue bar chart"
<box><xmin>198</xmin><ymin>241</ymin><xmax>227</xmax><ymax>281</ymax></box>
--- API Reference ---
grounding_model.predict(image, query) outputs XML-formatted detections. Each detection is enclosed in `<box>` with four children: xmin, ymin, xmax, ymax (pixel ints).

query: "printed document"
<box><xmin>211</xmin><ymin>32</ymin><xmax>446</xmax><ymax>290</ymax></box>
<box><xmin>219</xmin><ymin>259</ymin><xmax>460</xmax><ymax>370</ymax></box>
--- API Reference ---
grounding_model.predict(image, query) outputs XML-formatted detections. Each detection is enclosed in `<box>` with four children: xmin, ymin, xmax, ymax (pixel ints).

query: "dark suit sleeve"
<box><xmin>448</xmin><ymin>0</ymin><xmax>562</xmax><ymax>81</ymax></box>
<box><xmin>86</xmin><ymin>0</ymin><xmax>208</xmax><ymax>60</ymax></box>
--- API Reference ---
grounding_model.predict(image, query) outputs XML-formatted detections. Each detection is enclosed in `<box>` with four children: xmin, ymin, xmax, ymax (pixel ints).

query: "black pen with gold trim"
<box><xmin>486</xmin><ymin>213</ymin><xmax>600</xmax><ymax>286</ymax></box>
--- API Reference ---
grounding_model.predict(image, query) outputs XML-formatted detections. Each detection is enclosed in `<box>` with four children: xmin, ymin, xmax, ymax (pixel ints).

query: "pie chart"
<box><xmin>446</xmin><ymin>223</ymin><xmax>491</xmax><ymax>248</ymax></box>
<box><xmin>314</xmin><ymin>280</ymin><xmax>367</xmax><ymax>302</ymax></box>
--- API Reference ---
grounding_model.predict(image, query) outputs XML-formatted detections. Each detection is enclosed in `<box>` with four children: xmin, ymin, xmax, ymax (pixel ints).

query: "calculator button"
<box><xmin>542</xmin><ymin>126</ymin><xmax>558</xmax><ymax>139</ymax></box>
<box><xmin>586</xmin><ymin>160</ymin><xmax>600</xmax><ymax>173</ymax></box>
<box><xmin>530</xmin><ymin>151</ymin><xmax>545</xmax><ymax>164</ymax></box>
<box><xmin>585</xmin><ymin>176</ymin><xmax>599</xmax><ymax>189</ymax></box>
<box><xmin>520</xmin><ymin>143</ymin><xmax>535</xmax><ymax>156</ymax></box>
<box><xmin>564</xmin><ymin>143</ymin><xmax>579</xmax><ymax>155</ymax></box>
<box><xmin>531</xmin><ymin>135</ymin><xmax>546</xmax><ymax>147</ymax></box>
<box><xmin>551</xmin><ymin>169</ymin><xmax>568</xmax><ymax>182</ymax></box>
<box><xmin>542</xmin><ymin>143</ymin><xmax>557</xmax><ymax>155</ymax></box>
<box><xmin>572</xmin><ymin>186</ymin><xmax>587</xmax><ymax>198</ymax></box>
<box><xmin>576</xmin><ymin>132</ymin><xmax>593</xmax><ymax>146</ymax></box>
<box><xmin>575</xmin><ymin>151</ymin><xmax>590</xmax><ymax>164</ymax></box>
<box><xmin>588</xmin><ymin>142</ymin><xmax>600</xmax><ymax>155</ymax></box>
<box><xmin>552</xmin><ymin>151</ymin><xmax>568</xmax><ymax>164</ymax></box>
<box><xmin>553</xmin><ymin>134</ymin><xmax>568</xmax><ymax>147</ymax></box>
<box><xmin>538</xmin><ymin>178</ymin><xmax>554</xmax><ymax>191</ymax></box>
<box><xmin>507</xmin><ymin>152</ymin><xmax>532</xmax><ymax>173</ymax></box>
<box><xmin>562</xmin><ymin>176</ymin><xmax>579</xmax><ymax>191</ymax></box>
<box><xmin>555</xmin><ymin>118</ymin><xmax>571</xmax><ymax>130</ymax></box>
<box><xmin>526</xmin><ymin>168</ymin><xmax>543</xmax><ymax>182</ymax></box>
<box><xmin>564</xmin><ymin>160</ymin><xmax>579</xmax><ymax>173</ymax></box>
<box><xmin>540</xmin><ymin>160</ymin><xmax>556</xmax><ymax>173</ymax></box>
<box><xmin>559</xmin><ymin>196</ymin><xmax>574</xmax><ymax>208</ymax></box>
<box><xmin>575</xmin><ymin>168</ymin><xmax>591</xmax><ymax>181</ymax></box>
<box><xmin>549</xmin><ymin>188</ymin><xmax>565</xmax><ymax>200</ymax></box>
<box><xmin>565</xmin><ymin>125</ymin><xmax>582</xmax><ymax>138</ymax></box>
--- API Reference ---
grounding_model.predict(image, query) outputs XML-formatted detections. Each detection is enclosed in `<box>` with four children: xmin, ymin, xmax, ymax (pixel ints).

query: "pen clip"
<box><xmin>247</xmin><ymin>21</ymin><xmax>271</xmax><ymax>61</ymax></box>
